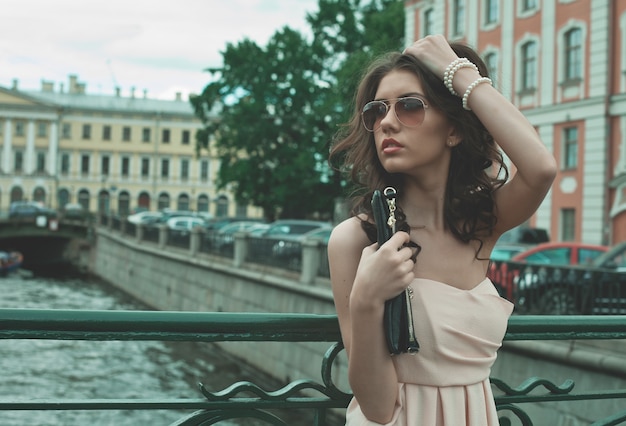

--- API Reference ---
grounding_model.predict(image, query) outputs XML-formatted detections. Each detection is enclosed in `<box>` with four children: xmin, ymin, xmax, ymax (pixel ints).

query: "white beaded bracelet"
<box><xmin>462</xmin><ymin>77</ymin><xmax>492</xmax><ymax>110</ymax></box>
<box><xmin>443</xmin><ymin>58</ymin><xmax>478</xmax><ymax>96</ymax></box>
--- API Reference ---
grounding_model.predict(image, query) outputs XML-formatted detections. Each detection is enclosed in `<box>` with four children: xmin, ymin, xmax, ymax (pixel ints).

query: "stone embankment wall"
<box><xmin>91</xmin><ymin>228</ymin><xmax>350</xmax><ymax>394</ymax></box>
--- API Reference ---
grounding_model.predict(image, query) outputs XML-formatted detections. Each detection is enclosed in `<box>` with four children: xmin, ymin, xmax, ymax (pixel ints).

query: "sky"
<box><xmin>1</xmin><ymin>0</ymin><xmax>319</xmax><ymax>100</ymax></box>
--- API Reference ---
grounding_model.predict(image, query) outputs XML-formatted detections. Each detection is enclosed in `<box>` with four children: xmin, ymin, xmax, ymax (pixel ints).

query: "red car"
<box><xmin>511</xmin><ymin>242</ymin><xmax>609</xmax><ymax>266</ymax></box>
<box><xmin>489</xmin><ymin>242</ymin><xmax>609</xmax><ymax>304</ymax></box>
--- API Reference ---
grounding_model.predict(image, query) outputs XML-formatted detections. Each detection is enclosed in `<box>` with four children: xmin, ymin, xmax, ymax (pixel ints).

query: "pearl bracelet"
<box><xmin>443</xmin><ymin>58</ymin><xmax>478</xmax><ymax>96</ymax></box>
<box><xmin>462</xmin><ymin>77</ymin><xmax>492</xmax><ymax>110</ymax></box>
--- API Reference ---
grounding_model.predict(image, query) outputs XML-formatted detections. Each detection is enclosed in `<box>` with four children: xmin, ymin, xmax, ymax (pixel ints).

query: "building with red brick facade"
<box><xmin>404</xmin><ymin>0</ymin><xmax>626</xmax><ymax>245</ymax></box>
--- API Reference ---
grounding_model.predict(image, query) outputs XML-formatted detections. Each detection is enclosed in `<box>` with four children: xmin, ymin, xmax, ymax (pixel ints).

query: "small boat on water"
<box><xmin>0</xmin><ymin>251</ymin><xmax>23</xmax><ymax>276</ymax></box>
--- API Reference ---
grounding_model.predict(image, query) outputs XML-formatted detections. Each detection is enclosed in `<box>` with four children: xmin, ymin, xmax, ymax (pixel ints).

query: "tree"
<box><xmin>191</xmin><ymin>0</ymin><xmax>404</xmax><ymax>221</ymax></box>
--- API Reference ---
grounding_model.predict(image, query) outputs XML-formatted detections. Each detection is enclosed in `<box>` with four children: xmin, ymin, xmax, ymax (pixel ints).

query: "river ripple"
<box><xmin>0</xmin><ymin>270</ymin><xmax>313</xmax><ymax>426</ymax></box>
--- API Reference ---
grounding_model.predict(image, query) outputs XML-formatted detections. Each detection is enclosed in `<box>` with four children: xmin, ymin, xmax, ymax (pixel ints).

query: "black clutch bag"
<box><xmin>371</xmin><ymin>187</ymin><xmax>419</xmax><ymax>355</ymax></box>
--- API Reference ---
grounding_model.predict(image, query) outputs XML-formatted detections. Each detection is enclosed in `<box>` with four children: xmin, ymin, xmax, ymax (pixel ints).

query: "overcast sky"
<box><xmin>1</xmin><ymin>0</ymin><xmax>319</xmax><ymax>100</ymax></box>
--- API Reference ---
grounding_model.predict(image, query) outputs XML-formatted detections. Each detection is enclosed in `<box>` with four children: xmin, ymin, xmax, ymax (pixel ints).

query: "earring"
<box><xmin>447</xmin><ymin>140</ymin><xmax>454</xmax><ymax>146</ymax></box>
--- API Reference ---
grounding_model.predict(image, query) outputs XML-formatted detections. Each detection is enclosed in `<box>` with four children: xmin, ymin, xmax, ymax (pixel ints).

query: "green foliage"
<box><xmin>191</xmin><ymin>0</ymin><xmax>404</xmax><ymax>220</ymax></box>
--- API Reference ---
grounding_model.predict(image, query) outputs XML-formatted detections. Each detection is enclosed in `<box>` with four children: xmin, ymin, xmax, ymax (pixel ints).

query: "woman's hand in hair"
<box><xmin>403</xmin><ymin>34</ymin><xmax>460</xmax><ymax>80</ymax></box>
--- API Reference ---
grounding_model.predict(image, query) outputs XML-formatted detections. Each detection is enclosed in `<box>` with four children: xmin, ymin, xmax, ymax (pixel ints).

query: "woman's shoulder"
<box><xmin>328</xmin><ymin>216</ymin><xmax>372</xmax><ymax>253</ymax></box>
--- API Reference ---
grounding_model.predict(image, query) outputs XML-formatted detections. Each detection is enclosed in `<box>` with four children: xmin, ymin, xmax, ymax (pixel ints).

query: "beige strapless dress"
<box><xmin>345</xmin><ymin>277</ymin><xmax>514</xmax><ymax>426</ymax></box>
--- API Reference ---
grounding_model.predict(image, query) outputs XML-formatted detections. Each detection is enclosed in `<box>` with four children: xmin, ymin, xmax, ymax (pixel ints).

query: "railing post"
<box><xmin>136</xmin><ymin>223</ymin><xmax>144</xmax><ymax>242</ymax></box>
<box><xmin>190</xmin><ymin>227</ymin><xmax>203</xmax><ymax>256</ymax></box>
<box><xmin>300</xmin><ymin>239</ymin><xmax>320</xmax><ymax>284</ymax></box>
<box><xmin>158</xmin><ymin>224</ymin><xmax>168</xmax><ymax>249</ymax></box>
<box><xmin>233</xmin><ymin>231</ymin><xmax>249</xmax><ymax>267</ymax></box>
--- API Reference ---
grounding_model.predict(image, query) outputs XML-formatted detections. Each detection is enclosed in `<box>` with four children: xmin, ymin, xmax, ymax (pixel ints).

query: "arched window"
<box><xmin>138</xmin><ymin>191</ymin><xmax>151</xmax><ymax>210</ymax></box>
<box><xmin>78</xmin><ymin>189</ymin><xmax>90</xmax><ymax>211</ymax></box>
<box><xmin>197</xmin><ymin>194</ymin><xmax>210</xmax><ymax>213</ymax></box>
<box><xmin>118</xmin><ymin>191</ymin><xmax>130</xmax><ymax>217</ymax></box>
<box><xmin>157</xmin><ymin>192</ymin><xmax>170</xmax><ymax>211</ymax></box>
<box><xmin>177</xmin><ymin>193</ymin><xmax>190</xmax><ymax>211</ymax></box>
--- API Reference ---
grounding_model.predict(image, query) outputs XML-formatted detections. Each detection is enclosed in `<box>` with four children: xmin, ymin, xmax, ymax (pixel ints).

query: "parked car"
<box><xmin>166</xmin><ymin>216</ymin><xmax>207</xmax><ymax>233</ymax></box>
<box><xmin>211</xmin><ymin>221</ymin><xmax>270</xmax><ymax>252</ymax></box>
<box><xmin>9</xmin><ymin>201</ymin><xmax>57</xmax><ymax>220</ymax></box>
<box><xmin>490</xmin><ymin>243</ymin><xmax>529</xmax><ymax>261</ymax></box>
<box><xmin>61</xmin><ymin>203</ymin><xmax>88</xmax><ymax>220</ymax></box>
<box><xmin>489</xmin><ymin>241</ymin><xmax>608</xmax><ymax>312</ymax></box>
<box><xmin>260</xmin><ymin>220</ymin><xmax>332</xmax><ymax>264</ymax></box>
<box><xmin>511</xmin><ymin>242</ymin><xmax>609</xmax><ymax>266</ymax></box>
<box><xmin>127</xmin><ymin>211</ymin><xmax>163</xmax><ymax>225</ymax></box>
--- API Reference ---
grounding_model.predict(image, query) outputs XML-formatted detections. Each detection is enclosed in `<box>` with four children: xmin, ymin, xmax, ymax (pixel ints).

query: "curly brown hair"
<box><xmin>329</xmin><ymin>41</ymin><xmax>508</xmax><ymax>252</ymax></box>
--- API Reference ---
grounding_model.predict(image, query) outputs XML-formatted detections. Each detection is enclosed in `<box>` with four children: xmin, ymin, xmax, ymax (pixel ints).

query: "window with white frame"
<box><xmin>141</xmin><ymin>157</ymin><xmax>150</xmax><ymax>178</ymax></box>
<box><xmin>200</xmin><ymin>159</ymin><xmax>209</xmax><ymax>181</ymax></box>
<box><xmin>14</xmin><ymin>151</ymin><xmax>23</xmax><ymax>172</ymax></box>
<box><xmin>36</xmin><ymin>152</ymin><xmax>46</xmax><ymax>173</ymax></box>
<box><xmin>484</xmin><ymin>52</ymin><xmax>498</xmax><ymax>88</ymax></box>
<box><xmin>521</xmin><ymin>41</ymin><xmax>537</xmax><ymax>90</ymax></box>
<box><xmin>522</xmin><ymin>0</ymin><xmax>537</xmax><ymax>12</ymax></box>
<box><xmin>80</xmin><ymin>154</ymin><xmax>90</xmax><ymax>175</ymax></box>
<box><xmin>60</xmin><ymin>153</ymin><xmax>70</xmax><ymax>175</ymax></box>
<box><xmin>564</xmin><ymin>27</ymin><xmax>582</xmax><ymax>81</ymax></box>
<box><xmin>161</xmin><ymin>158</ymin><xmax>170</xmax><ymax>179</ymax></box>
<box><xmin>484</xmin><ymin>0</ymin><xmax>499</xmax><ymax>26</ymax></box>
<box><xmin>423</xmin><ymin>8</ymin><xmax>434</xmax><ymax>37</ymax></box>
<box><xmin>121</xmin><ymin>156</ymin><xmax>130</xmax><ymax>178</ymax></box>
<box><xmin>180</xmin><ymin>158</ymin><xmax>190</xmax><ymax>181</ymax></box>
<box><xmin>62</xmin><ymin>123</ymin><xmax>71</xmax><ymax>139</ymax></box>
<box><xmin>37</xmin><ymin>122</ymin><xmax>47</xmax><ymax>137</ymax></box>
<box><xmin>452</xmin><ymin>0</ymin><xmax>465</xmax><ymax>36</ymax></box>
<box><xmin>563</xmin><ymin>126</ymin><xmax>578</xmax><ymax>169</ymax></box>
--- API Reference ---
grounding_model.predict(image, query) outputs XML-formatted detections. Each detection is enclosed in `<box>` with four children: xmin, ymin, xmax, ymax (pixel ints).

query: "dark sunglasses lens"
<box><xmin>362</xmin><ymin>102</ymin><xmax>387</xmax><ymax>131</ymax></box>
<box><xmin>395</xmin><ymin>98</ymin><xmax>425</xmax><ymax>126</ymax></box>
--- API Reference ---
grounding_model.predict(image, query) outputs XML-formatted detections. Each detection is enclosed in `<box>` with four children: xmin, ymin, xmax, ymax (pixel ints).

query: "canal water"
<box><xmin>0</xmin><ymin>269</ymin><xmax>316</xmax><ymax>426</ymax></box>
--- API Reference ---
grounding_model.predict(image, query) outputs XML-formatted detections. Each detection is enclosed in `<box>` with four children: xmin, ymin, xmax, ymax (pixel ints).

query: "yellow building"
<box><xmin>0</xmin><ymin>75</ymin><xmax>257</xmax><ymax>218</ymax></box>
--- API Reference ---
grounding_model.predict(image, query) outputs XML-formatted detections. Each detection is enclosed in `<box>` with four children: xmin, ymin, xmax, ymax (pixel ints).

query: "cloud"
<box><xmin>0</xmin><ymin>0</ymin><xmax>318</xmax><ymax>100</ymax></box>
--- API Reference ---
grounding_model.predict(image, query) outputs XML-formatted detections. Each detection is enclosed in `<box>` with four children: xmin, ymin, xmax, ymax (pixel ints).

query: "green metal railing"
<box><xmin>0</xmin><ymin>310</ymin><xmax>625</xmax><ymax>425</ymax></box>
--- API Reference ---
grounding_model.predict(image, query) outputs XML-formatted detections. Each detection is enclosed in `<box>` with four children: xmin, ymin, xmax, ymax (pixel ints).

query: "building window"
<box><xmin>162</xmin><ymin>129</ymin><xmax>170</xmax><ymax>143</ymax></box>
<box><xmin>101</xmin><ymin>155</ymin><xmax>110</xmax><ymax>176</ymax></box>
<box><xmin>14</xmin><ymin>151</ymin><xmax>23</xmax><ymax>173</ymax></box>
<box><xmin>484</xmin><ymin>52</ymin><xmax>498</xmax><ymax>88</ymax></box>
<box><xmin>560</xmin><ymin>208</ymin><xmax>576</xmax><ymax>241</ymax></box>
<box><xmin>452</xmin><ymin>0</ymin><xmax>465</xmax><ymax>36</ymax></box>
<box><xmin>142</xmin><ymin>127</ymin><xmax>151</xmax><ymax>143</ymax></box>
<box><xmin>103</xmin><ymin>125</ymin><xmax>111</xmax><ymax>141</ymax></box>
<box><xmin>82</xmin><ymin>124</ymin><xmax>91</xmax><ymax>140</ymax></box>
<box><xmin>36</xmin><ymin>152</ymin><xmax>46</xmax><ymax>173</ymax></box>
<box><xmin>521</xmin><ymin>41</ymin><xmax>537</xmax><ymax>90</ymax></box>
<box><xmin>15</xmin><ymin>121</ymin><xmax>24</xmax><ymax>137</ymax></box>
<box><xmin>200</xmin><ymin>159</ymin><xmax>209</xmax><ymax>181</ymax></box>
<box><xmin>37</xmin><ymin>122</ymin><xmax>47</xmax><ymax>137</ymax></box>
<box><xmin>60</xmin><ymin>153</ymin><xmax>70</xmax><ymax>175</ymax></box>
<box><xmin>62</xmin><ymin>123</ymin><xmax>71</xmax><ymax>139</ymax></box>
<box><xmin>182</xmin><ymin>130</ymin><xmax>190</xmax><ymax>145</ymax></box>
<box><xmin>121</xmin><ymin>156</ymin><xmax>130</xmax><ymax>178</ymax></box>
<box><xmin>180</xmin><ymin>158</ymin><xmax>189</xmax><ymax>181</ymax></box>
<box><xmin>523</xmin><ymin>0</ymin><xmax>536</xmax><ymax>11</ymax></box>
<box><xmin>161</xmin><ymin>158</ymin><xmax>170</xmax><ymax>179</ymax></box>
<box><xmin>80</xmin><ymin>154</ymin><xmax>90</xmax><ymax>175</ymax></box>
<box><xmin>485</xmin><ymin>0</ymin><xmax>499</xmax><ymax>25</ymax></box>
<box><xmin>564</xmin><ymin>28</ymin><xmax>582</xmax><ymax>81</ymax></box>
<box><xmin>141</xmin><ymin>158</ymin><xmax>150</xmax><ymax>178</ymax></box>
<box><xmin>122</xmin><ymin>126</ymin><xmax>131</xmax><ymax>142</ymax></box>
<box><xmin>563</xmin><ymin>127</ymin><xmax>578</xmax><ymax>169</ymax></box>
<box><xmin>423</xmin><ymin>8</ymin><xmax>434</xmax><ymax>37</ymax></box>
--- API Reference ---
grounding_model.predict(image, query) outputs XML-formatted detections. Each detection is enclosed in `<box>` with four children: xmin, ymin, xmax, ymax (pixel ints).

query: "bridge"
<box><xmin>0</xmin><ymin>217</ymin><xmax>92</xmax><ymax>269</ymax></box>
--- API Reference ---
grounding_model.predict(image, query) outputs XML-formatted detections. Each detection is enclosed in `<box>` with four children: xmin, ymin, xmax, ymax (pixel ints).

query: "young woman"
<box><xmin>327</xmin><ymin>35</ymin><xmax>557</xmax><ymax>425</ymax></box>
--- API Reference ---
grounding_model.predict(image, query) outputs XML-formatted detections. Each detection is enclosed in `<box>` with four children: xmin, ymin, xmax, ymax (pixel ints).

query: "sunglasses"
<box><xmin>361</xmin><ymin>97</ymin><xmax>429</xmax><ymax>132</ymax></box>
